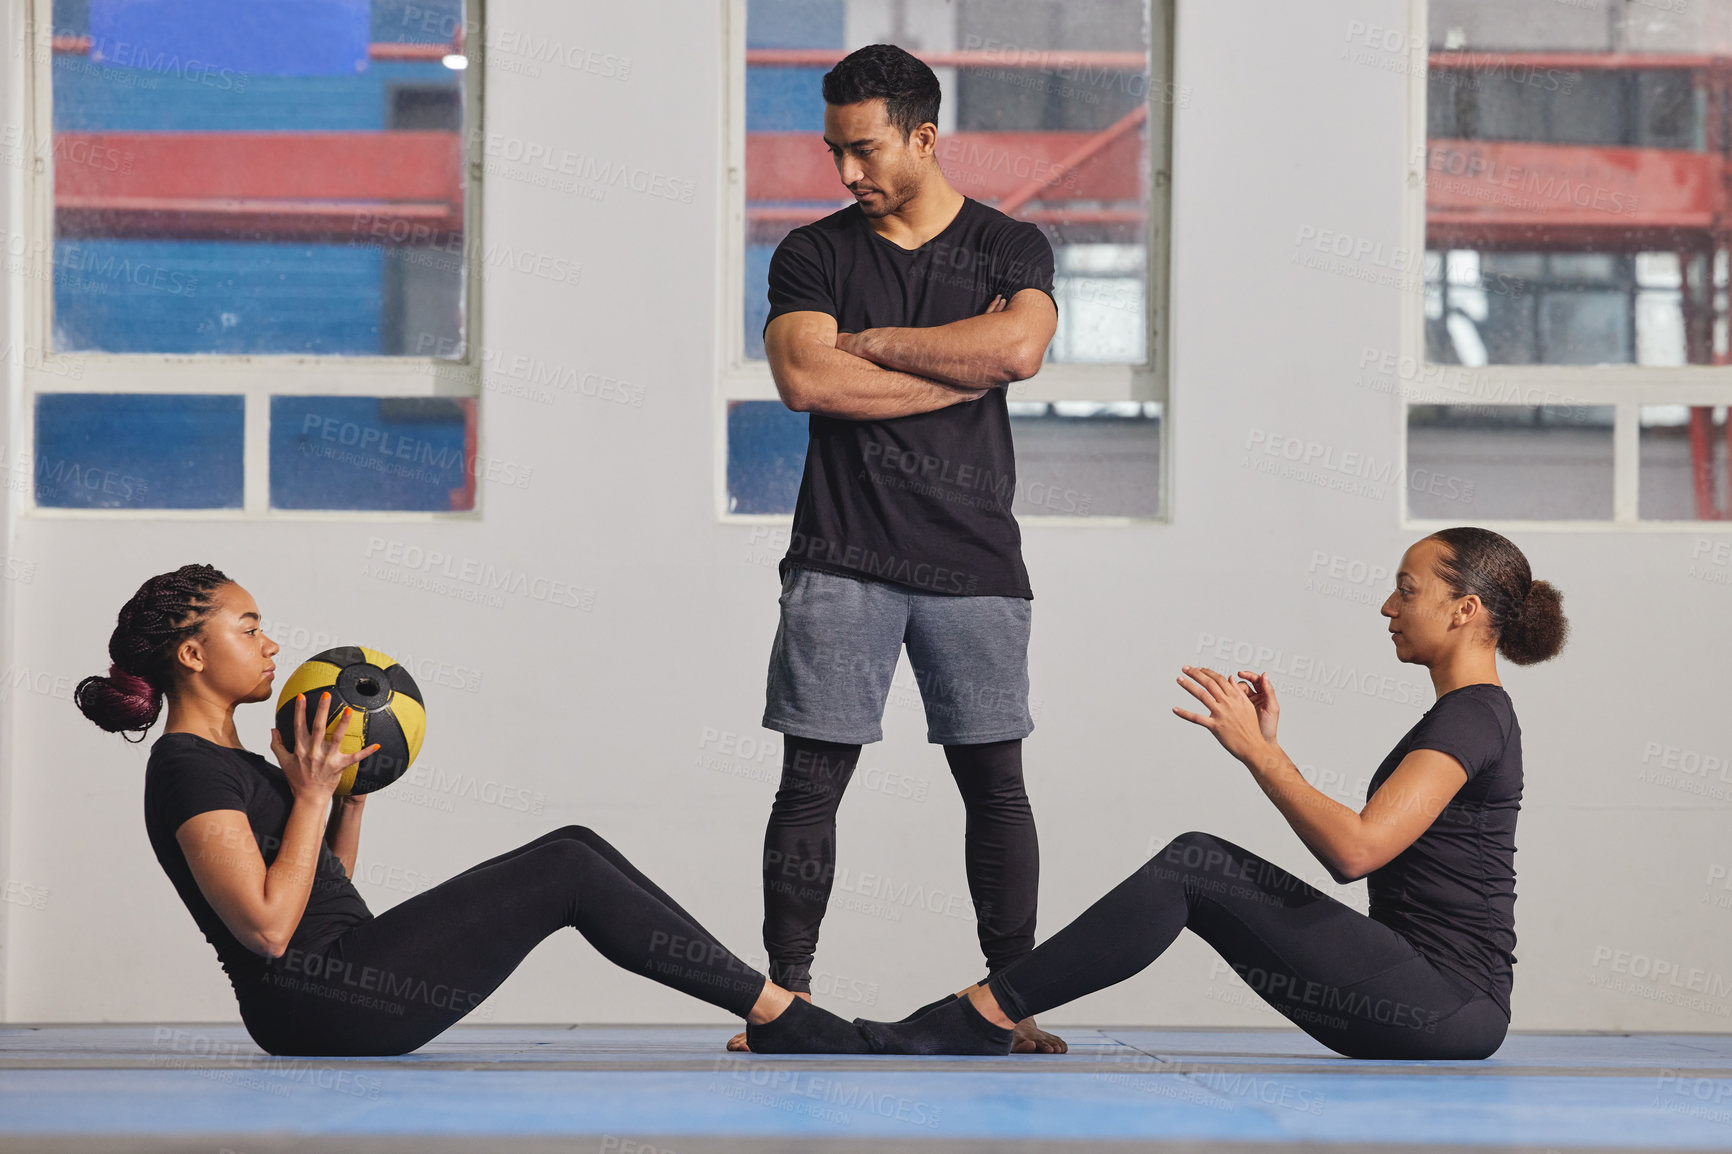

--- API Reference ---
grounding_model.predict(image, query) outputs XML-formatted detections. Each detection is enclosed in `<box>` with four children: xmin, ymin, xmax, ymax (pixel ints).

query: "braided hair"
<box><xmin>75</xmin><ymin>564</ymin><xmax>232</xmax><ymax>739</ymax></box>
<box><xmin>1427</xmin><ymin>528</ymin><xmax>1568</xmax><ymax>666</ymax></box>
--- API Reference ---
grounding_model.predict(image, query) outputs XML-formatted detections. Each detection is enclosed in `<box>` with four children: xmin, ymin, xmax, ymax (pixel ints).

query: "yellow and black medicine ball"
<box><xmin>274</xmin><ymin>646</ymin><xmax>425</xmax><ymax>796</ymax></box>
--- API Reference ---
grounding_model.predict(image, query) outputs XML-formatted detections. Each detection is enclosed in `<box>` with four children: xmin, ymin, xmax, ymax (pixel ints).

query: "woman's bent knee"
<box><xmin>1153</xmin><ymin>830</ymin><xmax>1234</xmax><ymax>869</ymax></box>
<box><xmin>553</xmin><ymin>823</ymin><xmax>598</xmax><ymax>843</ymax></box>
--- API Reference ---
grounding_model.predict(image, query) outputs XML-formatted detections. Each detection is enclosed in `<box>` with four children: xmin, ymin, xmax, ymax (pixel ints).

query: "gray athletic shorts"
<box><xmin>763</xmin><ymin>566</ymin><xmax>1034</xmax><ymax>746</ymax></box>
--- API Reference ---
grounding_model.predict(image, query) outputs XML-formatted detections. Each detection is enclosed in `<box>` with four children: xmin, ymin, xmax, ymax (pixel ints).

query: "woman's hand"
<box><xmin>269</xmin><ymin>691</ymin><xmax>379</xmax><ymax>805</ymax></box>
<box><xmin>1236</xmin><ymin>669</ymin><xmax>1280</xmax><ymax>742</ymax></box>
<box><xmin>1172</xmin><ymin>666</ymin><xmax>1277</xmax><ymax>769</ymax></box>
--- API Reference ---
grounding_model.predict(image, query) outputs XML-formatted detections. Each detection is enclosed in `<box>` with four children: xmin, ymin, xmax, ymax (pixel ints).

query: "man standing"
<box><xmin>740</xmin><ymin>44</ymin><xmax>1063</xmax><ymax>1053</ymax></box>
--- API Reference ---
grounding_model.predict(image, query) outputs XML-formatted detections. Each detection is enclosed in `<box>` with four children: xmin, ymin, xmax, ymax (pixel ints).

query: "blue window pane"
<box><xmin>51</xmin><ymin>0</ymin><xmax>86</xmax><ymax>32</ymax></box>
<box><xmin>272</xmin><ymin>396</ymin><xmax>473</xmax><ymax>511</ymax></box>
<box><xmin>745</xmin><ymin>0</ymin><xmax>837</xmax><ymax>133</ymax></box>
<box><xmin>747</xmin><ymin>0</ymin><xmax>842</xmax><ymax>49</ymax></box>
<box><xmin>727</xmin><ymin>401</ymin><xmax>807</xmax><ymax>514</ymax></box>
<box><xmin>34</xmin><ymin>393</ymin><xmax>244</xmax><ymax>508</ymax></box>
<box><xmin>89</xmin><ymin>0</ymin><xmax>369</xmax><ymax>77</ymax></box>
<box><xmin>744</xmin><ymin>243</ymin><xmax>776</xmax><ymax>360</ymax></box>
<box><xmin>373</xmin><ymin>0</ymin><xmax>463</xmax><ymax>43</ymax></box>
<box><xmin>747</xmin><ymin>69</ymin><xmax>827</xmax><ymax>134</ymax></box>
<box><xmin>54</xmin><ymin>240</ymin><xmax>384</xmax><ymax>355</ymax></box>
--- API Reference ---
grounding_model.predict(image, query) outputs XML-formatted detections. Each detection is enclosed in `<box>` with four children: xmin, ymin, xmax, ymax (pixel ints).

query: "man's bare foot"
<box><xmin>727</xmin><ymin>990</ymin><xmax>812</xmax><ymax>1051</ymax></box>
<box><xmin>1011</xmin><ymin>1017</ymin><xmax>1067</xmax><ymax>1054</ymax></box>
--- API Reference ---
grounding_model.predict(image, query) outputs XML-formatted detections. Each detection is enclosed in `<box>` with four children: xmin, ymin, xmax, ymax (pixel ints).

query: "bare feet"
<box><xmin>1011</xmin><ymin>1017</ymin><xmax>1068</xmax><ymax>1054</ymax></box>
<box><xmin>728</xmin><ymin>989</ymin><xmax>811</xmax><ymax>1051</ymax></box>
<box><xmin>957</xmin><ymin>985</ymin><xmax>1065</xmax><ymax>1053</ymax></box>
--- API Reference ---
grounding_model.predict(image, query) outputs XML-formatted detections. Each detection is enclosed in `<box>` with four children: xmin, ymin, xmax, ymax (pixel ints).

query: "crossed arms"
<box><xmin>765</xmin><ymin>288</ymin><xmax>1058</xmax><ymax>421</ymax></box>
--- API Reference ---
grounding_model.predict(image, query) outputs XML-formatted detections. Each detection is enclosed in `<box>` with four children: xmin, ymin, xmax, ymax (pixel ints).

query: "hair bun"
<box><xmin>1500</xmin><ymin>578</ymin><xmax>1568</xmax><ymax>666</ymax></box>
<box><xmin>74</xmin><ymin>664</ymin><xmax>165</xmax><ymax>740</ymax></box>
<box><xmin>108</xmin><ymin>665</ymin><xmax>157</xmax><ymax>700</ymax></box>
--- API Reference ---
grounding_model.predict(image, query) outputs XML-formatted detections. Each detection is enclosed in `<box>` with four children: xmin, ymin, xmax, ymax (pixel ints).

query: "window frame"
<box><xmin>18</xmin><ymin>0</ymin><xmax>487</xmax><ymax>521</ymax></box>
<box><xmin>715</xmin><ymin>0</ymin><xmax>1175</xmax><ymax>524</ymax></box>
<box><xmin>1401</xmin><ymin>0</ymin><xmax>1732</xmax><ymax>533</ymax></box>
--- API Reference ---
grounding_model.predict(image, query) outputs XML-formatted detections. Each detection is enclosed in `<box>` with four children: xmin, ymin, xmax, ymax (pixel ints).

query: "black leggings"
<box><xmin>762</xmin><ymin>736</ymin><xmax>1037</xmax><ymax>993</ymax></box>
<box><xmin>240</xmin><ymin>826</ymin><xmax>766</xmax><ymax>1056</ymax></box>
<box><xmin>987</xmin><ymin>832</ymin><xmax>1510</xmax><ymax>1060</ymax></box>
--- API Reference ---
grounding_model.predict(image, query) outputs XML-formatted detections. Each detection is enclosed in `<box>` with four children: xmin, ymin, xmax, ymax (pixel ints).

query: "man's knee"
<box><xmin>956</xmin><ymin>776</ymin><xmax>1032</xmax><ymax>816</ymax></box>
<box><xmin>947</xmin><ymin>743</ymin><xmax>1029</xmax><ymax>807</ymax></box>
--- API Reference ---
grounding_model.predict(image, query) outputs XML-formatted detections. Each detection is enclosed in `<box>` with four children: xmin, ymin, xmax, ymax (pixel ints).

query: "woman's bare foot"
<box><xmin>957</xmin><ymin>985</ymin><xmax>1065</xmax><ymax>1053</ymax></box>
<box><xmin>727</xmin><ymin>988</ymin><xmax>810</xmax><ymax>1051</ymax></box>
<box><xmin>1011</xmin><ymin>1017</ymin><xmax>1068</xmax><ymax>1053</ymax></box>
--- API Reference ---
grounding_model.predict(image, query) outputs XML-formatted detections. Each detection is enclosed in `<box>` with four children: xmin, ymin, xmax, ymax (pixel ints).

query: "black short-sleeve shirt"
<box><xmin>765</xmin><ymin>197</ymin><xmax>1055</xmax><ymax>598</ymax></box>
<box><xmin>1365</xmin><ymin>684</ymin><xmax>1521</xmax><ymax>1013</ymax></box>
<box><xmin>143</xmin><ymin>732</ymin><xmax>372</xmax><ymax>998</ymax></box>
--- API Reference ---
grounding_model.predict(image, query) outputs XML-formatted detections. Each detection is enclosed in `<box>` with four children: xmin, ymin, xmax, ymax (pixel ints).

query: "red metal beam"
<box><xmin>1690</xmin><ymin>407</ymin><xmax>1724</xmax><ymax>519</ymax></box>
<box><xmin>998</xmin><ymin>105</ymin><xmax>1146</xmax><ymax>215</ymax></box>
<box><xmin>454</xmin><ymin>396</ymin><xmax>478</xmax><ymax>513</ymax></box>
<box><xmin>56</xmin><ymin>132</ymin><xmax>459</xmax><ymax>201</ymax></box>
<box><xmin>57</xmin><ymin>197</ymin><xmax>460</xmax><ymax>242</ymax></box>
<box><xmin>54</xmin><ymin>132</ymin><xmax>462</xmax><ymax>241</ymax></box>
<box><xmin>50</xmin><ymin>36</ymin><xmax>457</xmax><ymax>62</ymax></box>
<box><xmin>369</xmin><ymin>42</ymin><xmax>454</xmax><ymax>62</ymax></box>
<box><xmin>1423</xmin><ymin>139</ymin><xmax>1722</xmax><ymax>250</ymax></box>
<box><xmin>1429</xmin><ymin>51</ymin><xmax>1732</xmax><ymax>71</ymax></box>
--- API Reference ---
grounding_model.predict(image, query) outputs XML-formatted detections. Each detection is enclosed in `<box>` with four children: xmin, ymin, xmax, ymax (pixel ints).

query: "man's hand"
<box><xmin>767</xmin><ymin>311</ymin><xmax>989</xmax><ymax>420</ymax></box>
<box><xmin>838</xmin><ymin>295</ymin><xmax>1006</xmax><ymax>359</ymax></box>
<box><xmin>837</xmin><ymin>294</ymin><xmax>1023</xmax><ymax>388</ymax></box>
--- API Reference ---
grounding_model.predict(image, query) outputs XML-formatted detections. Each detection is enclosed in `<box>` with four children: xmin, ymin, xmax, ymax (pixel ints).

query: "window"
<box><xmin>21</xmin><ymin>0</ymin><xmax>481</xmax><ymax>514</ymax></box>
<box><xmin>1403</xmin><ymin>0</ymin><xmax>1732</xmax><ymax>524</ymax></box>
<box><xmin>722</xmin><ymin>0</ymin><xmax>1174</xmax><ymax>519</ymax></box>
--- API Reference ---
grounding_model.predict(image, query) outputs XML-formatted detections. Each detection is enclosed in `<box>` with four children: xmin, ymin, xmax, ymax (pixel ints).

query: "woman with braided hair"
<box><xmin>78</xmin><ymin>565</ymin><xmax>872</xmax><ymax>1056</ymax></box>
<box><xmin>854</xmin><ymin>529</ymin><xmax>1568</xmax><ymax>1060</ymax></box>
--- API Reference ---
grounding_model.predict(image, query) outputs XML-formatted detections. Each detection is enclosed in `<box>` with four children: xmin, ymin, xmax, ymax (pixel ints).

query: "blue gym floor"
<box><xmin>2</xmin><ymin>1025</ymin><xmax>1730</xmax><ymax>1152</ymax></box>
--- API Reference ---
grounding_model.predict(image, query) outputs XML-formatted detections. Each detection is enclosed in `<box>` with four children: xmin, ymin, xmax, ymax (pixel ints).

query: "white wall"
<box><xmin>2</xmin><ymin>0</ymin><xmax>1728</xmax><ymax>1033</ymax></box>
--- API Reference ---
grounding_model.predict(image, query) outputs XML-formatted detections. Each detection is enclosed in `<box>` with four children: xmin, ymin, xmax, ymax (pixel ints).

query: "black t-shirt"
<box><xmin>765</xmin><ymin>197</ymin><xmax>1055</xmax><ymax>598</ymax></box>
<box><xmin>143</xmin><ymin>732</ymin><xmax>372</xmax><ymax>998</ymax></box>
<box><xmin>1365</xmin><ymin>684</ymin><xmax>1521</xmax><ymax>1014</ymax></box>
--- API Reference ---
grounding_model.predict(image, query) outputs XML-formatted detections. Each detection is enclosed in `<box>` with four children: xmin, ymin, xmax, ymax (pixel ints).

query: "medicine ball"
<box><xmin>274</xmin><ymin>646</ymin><xmax>425</xmax><ymax>796</ymax></box>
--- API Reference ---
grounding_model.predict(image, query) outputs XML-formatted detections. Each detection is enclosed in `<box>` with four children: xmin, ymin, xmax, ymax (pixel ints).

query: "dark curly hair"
<box><xmin>822</xmin><ymin>43</ymin><xmax>942</xmax><ymax>139</ymax></box>
<box><xmin>1427</xmin><ymin>528</ymin><xmax>1567</xmax><ymax>666</ymax></box>
<box><xmin>75</xmin><ymin>564</ymin><xmax>232</xmax><ymax>739</ymax></box>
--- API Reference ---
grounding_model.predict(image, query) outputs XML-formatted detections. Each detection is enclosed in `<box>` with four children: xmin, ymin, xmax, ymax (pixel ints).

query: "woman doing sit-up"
<box><xmin>857</xmin><ymin>528</ymin><xmax>1566</xmax><ymax>1060</ymax></box>
<box><xmin>76</xmin><ymin>565</ymin><xmax>869</xmax><ymax>1057</ymax></box>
